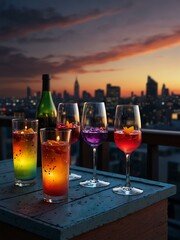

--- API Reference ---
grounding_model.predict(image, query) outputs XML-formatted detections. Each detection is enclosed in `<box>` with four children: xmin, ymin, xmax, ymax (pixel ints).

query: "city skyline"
<box><xmin>1</xmin><ymin>0</ymin><xmax>180</xmax><ymax>97</ymax></box>
<box><xmin>28</xmin><ymin>75</ymin><xmax>168</xmax><ymax>99</ymax></box>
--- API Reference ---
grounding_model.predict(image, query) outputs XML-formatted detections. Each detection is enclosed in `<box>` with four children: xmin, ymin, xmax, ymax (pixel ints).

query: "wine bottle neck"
<box><xmin>42</xmin><ymin>78</ymin><xmax>50</xmax><ymax>91</ymax></box>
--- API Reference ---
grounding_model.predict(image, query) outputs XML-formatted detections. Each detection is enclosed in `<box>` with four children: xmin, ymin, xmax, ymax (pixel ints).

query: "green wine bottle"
<box><xmin>36</xmin><ymin>74</ymin><xmax>57</xmax><ymax>165</ymax></box>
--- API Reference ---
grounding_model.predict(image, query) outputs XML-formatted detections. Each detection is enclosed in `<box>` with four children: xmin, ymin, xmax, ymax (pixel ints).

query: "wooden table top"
<box><xmin>0</xmin><ymin>159</ymin><xmax>176</xmax><ymax>240</ymax></box>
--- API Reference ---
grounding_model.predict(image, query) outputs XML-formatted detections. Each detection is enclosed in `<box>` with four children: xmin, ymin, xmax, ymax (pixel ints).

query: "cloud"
<box><xmin>58</xmin><ymin>29</ymin><xmax>180</xmax><ymax>69</ymax></box>
<box><xmin>87</xmin><ymin>68</ymin><xmax>120</xmax><ymax>73</ymax></box>
<box><xmin>0</xmin><ymin>5</ymin><xmax>124</xmax><ymax>41</ymax></box>
<box><xmin>1</xmin><ymin>29</ymin><xmax>180</xmax><ymax>83</ymax></box>
<box><xmin>0</xmin><ymin>45</ymin><xmax>59</xmax><ymax>80</ymax></box>
<box><xmin>17</xmin><ymin>30</ymin><xmax>77</xmax><ymax>44</ymax></box>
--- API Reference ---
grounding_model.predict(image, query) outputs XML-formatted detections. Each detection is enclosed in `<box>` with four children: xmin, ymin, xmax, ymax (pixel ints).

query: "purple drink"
<box><xmin>81</xmin><ymin>128</ymin><xmax>108</xmax><ymax>148</ymax></box>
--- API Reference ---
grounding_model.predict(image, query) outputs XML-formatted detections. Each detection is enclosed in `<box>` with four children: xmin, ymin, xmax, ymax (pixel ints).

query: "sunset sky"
<box><xmin>1</xmin><ymin>0</ymin><xmax>180</xmax><ymax>97</ymax></box>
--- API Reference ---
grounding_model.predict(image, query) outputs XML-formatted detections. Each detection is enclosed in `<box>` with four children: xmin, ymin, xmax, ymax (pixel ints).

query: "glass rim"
<box><xmin>58</xmin><ymin>102</ymin><xmax>78</xmax><ymax>105</ymax></box>
<box><xmin>12</xmin><ymin>118</ymin><xmax>38</xmax><ymax>123</ymax></box>
<box><xmin>83</xmin><ymin>101</ymin><xmax>105</xmax><ymax>104</ymax></box>
<box><xmin>40</xmin><ymin>127</ymin><xmax>72</xmax><ymax>133</ymax></box>
<box><xmin>116</xmin><ymin>104</ymin><xmax>139</xmax><ymax>107</ymax></box>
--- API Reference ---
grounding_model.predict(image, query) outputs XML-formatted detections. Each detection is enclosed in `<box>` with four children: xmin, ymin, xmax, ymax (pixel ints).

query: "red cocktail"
<box><xmin>57</xmin><ymin>122</ymin><xmax>80</xmax><ymax>144</ymax></box>
<box><xmin>114</xmin><ymin>129</ymin><xmax>141</xmax><ymax>154</ymax></box>
<box><xmin>113</xmin><ymin>105</ymin><xmax>143</xmax><ymax>195</ymax></box>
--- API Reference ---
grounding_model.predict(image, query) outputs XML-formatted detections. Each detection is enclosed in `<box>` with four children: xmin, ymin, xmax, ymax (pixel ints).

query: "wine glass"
<box><xmin>113</xmin><ymin>104</ymin><xmax>143</xmax><ymax>195</ymax></box>
<box><xmin>57</xmin><ymin>103</ymin><xmax>81</xmax><ymax>181</ymax></box>
<box><xmin>80</xmin><ymin>102</ymin><xmax>110</xmax><ymax>188</ymax></box>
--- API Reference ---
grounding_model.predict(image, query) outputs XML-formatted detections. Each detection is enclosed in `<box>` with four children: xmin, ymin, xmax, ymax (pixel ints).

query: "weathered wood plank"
<box><xmin>0</xmin><ymin>159</ymin><xmax>176</xmax><ymax>240</ymax></box>
<box><xmin>0</xmin><ymin>200</ymin><xmax>168</xmax><ymax>240</ymax></box>
<box><xmin>72</xmin><ymin>200</ymin><xmax>168</xmax><ymax>240</ymax></box>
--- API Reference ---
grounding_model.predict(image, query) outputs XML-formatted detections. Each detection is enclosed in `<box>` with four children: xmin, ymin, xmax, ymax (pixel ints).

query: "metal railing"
<box><xmin>1</xmin><ymin>115</ymin><xmax>180</xmax><ymax>179</ymax></box>
<box><xmin>80</xmin><ymin>128</ymin><xmax>180</xmax><ymax>180</ymax></box>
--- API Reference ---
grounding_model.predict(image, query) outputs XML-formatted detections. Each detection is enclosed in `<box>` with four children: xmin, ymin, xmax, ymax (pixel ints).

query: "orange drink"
<box><xmin>40</xmin><ymin>128</ymin><xmax>71</xmax><ymax>203</ymax></box>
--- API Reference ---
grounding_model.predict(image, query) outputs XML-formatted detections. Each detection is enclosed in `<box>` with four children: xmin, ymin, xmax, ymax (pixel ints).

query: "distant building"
<box><xmin>36</xmin><ymin>91</ymin><xmax>41</xmax><ymax>99</ymax></box>
<box><xmin>27</xmin><ymin>86</ymin><xmax>32</xmax><ymax>99</ymax></box>
<box><xmin>74</xmin><ymin>77</ymin><xmax>80</xmax><ymax>102</ymax></box>
<box><xmin>141</xmin><ymin>91</ymin><xmax>144</xmax><ymax>97</ymax></box>
<box><xmin>106</xmin><ymin>84</ymin><xmax>120</xmax><ymax>109</ymax></box>
<box><xmin>82</xmin><ymin>90</ymin><xmax>92</xmax><ymax>101</ymax></box>
<box><xmin>95</xmin><ymin>89</ymin><xmax>105</xmax><ymax>101</ymax></box>
<box><xmin>146</xmin><ymin>76</ymin><xmax>158</xmax><ymax>98</ymax></box>
<box><xmin>131</xmin><ymin>91</ymin><xmax>135</xmax><ymax>98</ymax></box>
<box><xmin>161</xmin><ymin>84</ymin><xmax>169</xmax><ymax>97</ymax></box>
<box><xmin>63</xmin><ymin>90</ymin><xmax>71</xmax><ymax>102</ymax></box>
<box><xmin>57</xmin><ymin>93</ymin><xmax>62</xmax><ymax>100</ymax></box>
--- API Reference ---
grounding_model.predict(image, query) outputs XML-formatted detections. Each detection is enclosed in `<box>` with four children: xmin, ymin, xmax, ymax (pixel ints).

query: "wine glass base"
<box><xmin>112</xmin><ymin>186</ymin><xmax>143</xmax><ymax>195</ymax></box>
<box><xmin>69</xmin><ymin>173</ymin><xmax>82</xmax><ymax>181</ymax></box>
<box><xmin>80</xmin><ymin>179</ymin><xmax>110</xmax><ymax>188</ymax></box>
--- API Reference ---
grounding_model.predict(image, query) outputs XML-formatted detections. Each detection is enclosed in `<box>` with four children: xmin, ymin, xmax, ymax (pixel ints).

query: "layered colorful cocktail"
<box><xmin>12</xmin><ymin>119</ymin><xmax>38</xmax><ymax>187</ymax></box>
<box><xmin>40</xmin><ymin>128</ymin><xmax>71</xmax><ymax>203</ymax></box>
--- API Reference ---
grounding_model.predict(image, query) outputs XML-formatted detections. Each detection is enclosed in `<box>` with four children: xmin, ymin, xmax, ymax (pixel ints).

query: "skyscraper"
<box><xmin>161</xmin><ymin>84</ymin><xmax>169</xmax><ymax>97</ymax></box>
<box><xmin>27</xmin><ymin>86</ymin><xmax>32</xmax><ymax>99</ymax></box>
<box><xmin>82</xmin><ymin>90</ymin><xmax>92</xmax><ymax>101</ymax></box>
<box><xmin>106</xmin><ymin>84</ymin><xmax>120</xmax><ymax>109</ymax></box>
<box><xmin>95</xmin><ymin>89</ymin><xmax>104</xmax><ymax>101</ymax></box>
<box><xmin>74</xmin><ymin>77</ymin><xmax>80</xmax><ymax>102</ymax></box>
<box><xmin>146</xmin><ymin>76</ymin><xmax>158</xmax><ymax>98</ymax></box>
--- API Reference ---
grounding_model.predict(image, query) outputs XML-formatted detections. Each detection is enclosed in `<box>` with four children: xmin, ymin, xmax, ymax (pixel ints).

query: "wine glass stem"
<box><xmin>92</xmin><ymin>147</ymin><xmax>98</xmax><ymax>181</ymax></box>
<box><xmin>125</xmin><ymin>153</ymin><xmax>131</xmax><ymax>188</ymax></box>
